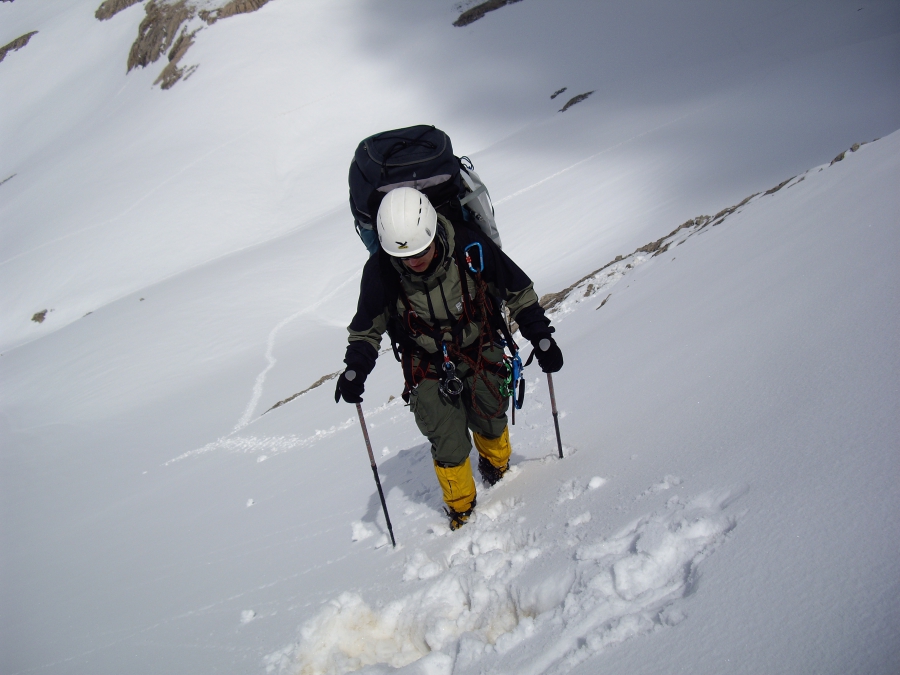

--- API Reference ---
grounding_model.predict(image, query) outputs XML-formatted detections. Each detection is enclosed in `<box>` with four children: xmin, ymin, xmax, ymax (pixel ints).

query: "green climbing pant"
<box><xmin>408</xmin><ymin>343</ymin><xmax>509</xmax><ymax>467</ymax></box>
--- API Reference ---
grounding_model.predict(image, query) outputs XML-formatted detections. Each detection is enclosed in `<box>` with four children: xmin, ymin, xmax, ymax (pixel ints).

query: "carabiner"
<box><xmin>464</xmin><ymin>242</ymin><xmax>484</xmax><ymax>274</ymax></box>
<box><xmin>511</xmin><ymin>351</ymin><xmax>525</xmax><ymax>410</ymax></box>
<box><xmin>440</xmin><ymin>343</ymin><xmax>463</xmax><ymax>399</ymax></box>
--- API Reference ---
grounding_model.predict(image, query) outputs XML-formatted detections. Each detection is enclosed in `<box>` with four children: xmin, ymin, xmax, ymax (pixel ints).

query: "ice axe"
<box><xmin>356</xmin><ymin>403</ymin><xmax>396</xmax><ymax>548</ymax></box>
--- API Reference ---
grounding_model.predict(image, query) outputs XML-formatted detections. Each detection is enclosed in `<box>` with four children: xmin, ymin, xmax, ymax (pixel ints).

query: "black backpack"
<box><xmin>349</xmin><ymin>125</ymin><xmax>502</xmax><ymax>254</ymax></box>
<box><xmin>349</xmin><ymin>125</ymin><xmax>460</xmax><ymax>221</ymax></box>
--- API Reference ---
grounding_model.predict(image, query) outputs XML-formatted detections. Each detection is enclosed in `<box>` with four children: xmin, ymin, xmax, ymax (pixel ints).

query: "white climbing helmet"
<box><xmin>376</xmin><ymin>187</ymin><xmax>438</xmax><ymax>257</ymax></box>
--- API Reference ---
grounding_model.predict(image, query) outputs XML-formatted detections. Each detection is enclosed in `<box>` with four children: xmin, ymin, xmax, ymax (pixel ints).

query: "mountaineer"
<box><xmin>335</xmin><ymin>187</ymin><xmax>562</xmax><ymax>530</ymax></box>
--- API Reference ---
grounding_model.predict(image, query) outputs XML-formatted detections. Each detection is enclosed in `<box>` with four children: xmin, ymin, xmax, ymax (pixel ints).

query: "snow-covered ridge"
<box><xmin>537</xmin><ymin>139</ymin><xmax>879</xmax><ymax>320</ymax></box>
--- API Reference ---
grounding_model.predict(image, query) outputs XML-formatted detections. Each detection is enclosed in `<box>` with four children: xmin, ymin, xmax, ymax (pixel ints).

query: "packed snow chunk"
<box><xmin>290</xmin><ymin>592</ymin><xmax>425</xmax><ymax>674</ymax></box>
<box><xmin>241</xmin><ymin>609</ymin><xmax>257</xmax><ymax>624</ymax></box>
<box><xmin>289</xmin><ymin>577</ymin><xmax>517</xmax><ymax>674</ymax></box>
<box><xmin>567</xmin><ymin>511</ymin><xmax>592</xmax><ymax>527</ymax></box>
<box><xmin>588</xmin><ymin>476</ymin><xmax>606</xmax><ymax>489</ymax></box>
<box><xmin>403</xmin><ymin>550</ymin><xmax>443</xmax><ymax>582</ymax></box>
<box><xmin>350</xmin><ymin>521</ymin><xmax>376</xmax><ymax>542</ymax></box>
<box><xmin>512</xmin><ymin>568</ymin><xmax>577</xmax><ymax>618</ymax></box>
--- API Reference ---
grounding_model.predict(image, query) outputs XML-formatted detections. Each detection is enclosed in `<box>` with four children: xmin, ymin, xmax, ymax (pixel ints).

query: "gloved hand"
<box><xmin>334</xmin><ymin>369</ymin><xmax>366</xmax><ymax>403</ymax></box>
<box><xmin>531</xmin><ymin>336</ymin><xmax>563</xmax><ymax>373</ymax></box>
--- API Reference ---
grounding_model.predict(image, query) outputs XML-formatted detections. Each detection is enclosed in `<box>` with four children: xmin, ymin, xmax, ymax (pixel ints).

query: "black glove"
<box><xmin>334</xmin><ymin>369</ymin><xmax>366</xmax><ymax>403</ymax></box>
<box><xmin>530</xmin><ymin>336</ymin><xmax>563</xmax><ymax>373</ymax></box>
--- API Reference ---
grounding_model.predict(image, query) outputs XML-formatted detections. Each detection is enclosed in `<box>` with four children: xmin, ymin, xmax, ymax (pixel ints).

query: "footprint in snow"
<box><xmin>278</xmin><ymin>488</ymin><xmax>742</xmax><ymax>675</ymax></box>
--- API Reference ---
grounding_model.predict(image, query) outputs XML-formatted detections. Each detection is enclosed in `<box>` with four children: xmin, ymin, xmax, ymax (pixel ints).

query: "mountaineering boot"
<box><xmin>473</xmin><ymin>427</ymin><xmax>511</xmax><ymax>486</ymax></box>
<box><xmin>434</xmin><ymin>457</ymin><xmax>477</xmax><ymax>530</ymax></box>
<box><xmin>445</xmin><ymin>497</ymin><xmax>476</xmax><ymax>531</ymax></box>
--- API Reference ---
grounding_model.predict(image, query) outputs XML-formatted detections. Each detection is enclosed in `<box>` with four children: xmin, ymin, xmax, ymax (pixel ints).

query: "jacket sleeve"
<box><xmin>345</xmin><ymin>254</ymin><xmax>390</xmax><ymax>374</ymax></box>
<box><xmin>476</xmin><ymin>232</ymin><xmax>554</xmax><ymax>342</ymax></box>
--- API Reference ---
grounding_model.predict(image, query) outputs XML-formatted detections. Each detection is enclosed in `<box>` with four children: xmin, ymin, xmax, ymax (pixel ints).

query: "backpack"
<box><xmin>348</xmin><ymin>125</ymin><xmax>502</xmax><ymax>254</ymax></box>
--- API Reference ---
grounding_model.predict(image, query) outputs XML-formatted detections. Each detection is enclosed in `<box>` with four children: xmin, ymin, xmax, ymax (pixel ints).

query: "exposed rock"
<box><xmin>0</xmin><ymin>31</ymin><xmax>38</xmax><ymax>64</ymax></box>
<box><xmin>154</xmin><ymin>26</ymin><xmax>199</xmax><ymax>89</ymax></box>
<box><xmin>454</xmin><ymin>0</ymin><xmax>523</xmax><ymax>27</ymax></box>
<box><xmin>764</xmin><ymin>176</ymin><xmax>794</xmax><ymax>196</ymax></box>
<box><xmin>127</xmin><ymin>0</ymin><xmax>195</xmax><ymax>72</ymax></box>
<box><xmin>199</xmin><ymin>0</ymin><xmax>271</xmax><ymax>24</ymax></box>
<box><xmin>550</xmin><ymin>87</ymin><xmax>568</xmax><ymax>100</ymax></box>
<box><xmin>122</xmin><ymin>0</ymin><xmax>275</xmax><ymax>88</ymax></box>
<box><xmin>32</xmin><ymin>310</ymin><xmax>48</xmax><ymax>323</ymax></box>
<box><xmin>0</xmin><ymin>174</ymin><xmax>16</xmax><ymax>187</ymax></box>
<box><xmin>95</xmin><ymin>0</ymin><xmax>143</xmax><ymax>21</ymax></box>
<box><xmin>831</xmin><ymin>141</ymin><xmax>871</xmax><ymax>165</ymax></box>
<box><xmin>263</xmin><ymin>371</ymin><xmax>341</xmax><ymax>414</ymax></box>
<box><xmin>558</xmin><ymin>91</ymin><xmax>594</xmax><ymax>112</ymax></box>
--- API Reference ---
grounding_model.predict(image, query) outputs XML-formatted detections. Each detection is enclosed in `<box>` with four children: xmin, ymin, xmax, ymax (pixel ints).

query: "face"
<box><xmin>401</xmin><ymin>241</ymin><xmax>436</xmax><ymax>273</ymax></box>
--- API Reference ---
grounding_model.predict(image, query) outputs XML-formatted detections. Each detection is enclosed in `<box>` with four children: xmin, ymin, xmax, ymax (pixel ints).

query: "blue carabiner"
<box><xmin>464</xmin><ymin>242</ymin><xmax>484</xmax><ymax>274</ymax></box>
<box><xmin>511</xmin><ymin>351</ymin><xmax>525</xmax><ymax>410</ymax></box>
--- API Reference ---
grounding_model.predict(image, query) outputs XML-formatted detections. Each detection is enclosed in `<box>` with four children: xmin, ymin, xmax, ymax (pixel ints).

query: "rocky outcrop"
<box><xmin>454</xmin><ymin>0</ymin><xmax>524</xmax><ymax>27</ymax></box>
<box><xmin>830</xmin><ymin>141</ymin><xmax>873</xmax><ymax>165</ymax></box>
<box><xmin>199</xmin><ymin>0</ymin><xmax>271</xmax><ymax>24</ymax></box>
<box><xmin>95</xmin><ymin>0</ymin><xmax>143</xmax><ymax>21</ymax></box>
<box><xmin>153</xmin><ymin>25</ymin><xmax>199</xmax><ymax>89</ymax></box>
<box><xmin>120</xmin><ymin>0</ymin><xmax>274</xmax><ymax>89</ymax></box>
<box><xmin>0</xmin><ymin>31</ymin><xmax>38</xmax><ymax>64</ymax></box>
<box><xmin>558</xmin><ymin>91</ymin><xmax>594</xmax><ymax>113</ymax></box>
<box><xmin>127</xmin><ymin>0</ymin><xmax>194</xmax><ymax>72</ymax></box>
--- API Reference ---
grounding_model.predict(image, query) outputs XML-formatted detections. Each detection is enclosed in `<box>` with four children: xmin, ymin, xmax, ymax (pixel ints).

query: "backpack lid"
<box><xmin>349</xmin><ymin>125</ymin><xmax>462</xmax><ymax>227</ymax></box>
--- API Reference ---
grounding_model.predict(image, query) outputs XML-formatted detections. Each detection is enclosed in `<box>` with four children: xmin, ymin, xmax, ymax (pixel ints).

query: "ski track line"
<box><xmin>233</xmin><ymin>308</ymin><xmax>309</xmax><ymax>432</ymax></box>
<box><xmin>232</xmin><ymin>270</ymin><xmax>362</xmax><ymax>432</ymax></box>
<box><xmin>493</xmin><ymin>100</ymin><xmax>719</xmax><ymax>207</ymax></box>
<box><xmin>167</xmin><ymin>383</ymin><xmax>403</xmax><ymax>465</ymax></box>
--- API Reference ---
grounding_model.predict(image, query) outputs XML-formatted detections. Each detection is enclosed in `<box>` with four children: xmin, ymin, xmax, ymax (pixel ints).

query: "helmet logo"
<box><xmin>396</xmin><ymin>241</ymin><xmax>409</xmax><ymax>249</ymax></box>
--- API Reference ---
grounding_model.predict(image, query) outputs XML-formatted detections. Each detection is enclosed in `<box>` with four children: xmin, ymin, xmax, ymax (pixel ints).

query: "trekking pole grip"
<box><xmin>356</xmin><ymin>403</ymin><xmax>396</xmax><ymax>547</ymax></box>
<box><xmin>547</xmin><ymin>374</ymin><xmax>564</xmax><ymax>459</ymax></box>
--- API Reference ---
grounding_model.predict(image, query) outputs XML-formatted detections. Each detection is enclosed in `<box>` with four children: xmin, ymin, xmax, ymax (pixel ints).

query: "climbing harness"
<box><xmin>389</xmin><ymin>230</ymin><xmax>529</xmax><ymax>420</ymax></box>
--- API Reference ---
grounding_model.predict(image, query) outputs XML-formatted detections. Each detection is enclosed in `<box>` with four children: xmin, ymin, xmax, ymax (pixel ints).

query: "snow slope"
<box><xmin>265</xmin><ymin>134</ymin><xmax>900</xmax><ymax>675</ymax></box>
<box><xmin>2</xmin><ymin>1</ymin><xmax>899</xmax><ymax>674</ymax></box>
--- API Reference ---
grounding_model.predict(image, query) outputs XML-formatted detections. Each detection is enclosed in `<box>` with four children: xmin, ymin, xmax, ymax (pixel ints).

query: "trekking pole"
<box><xmin>546</xmin><ymin>374</ymin><xmax>564</xmax><ymax>459</ymax></box>
<box><xmin>355</xmin><ymin>403</ymin><xmax>396</xmax><ymax>548</ymax></box>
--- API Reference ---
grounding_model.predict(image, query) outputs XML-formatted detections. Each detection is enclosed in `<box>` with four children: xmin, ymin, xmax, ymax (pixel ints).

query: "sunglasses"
<box><xmin>400</xmin><ymin>243</ymin><xmax>433</xmax><ymax>261</ymax></box>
